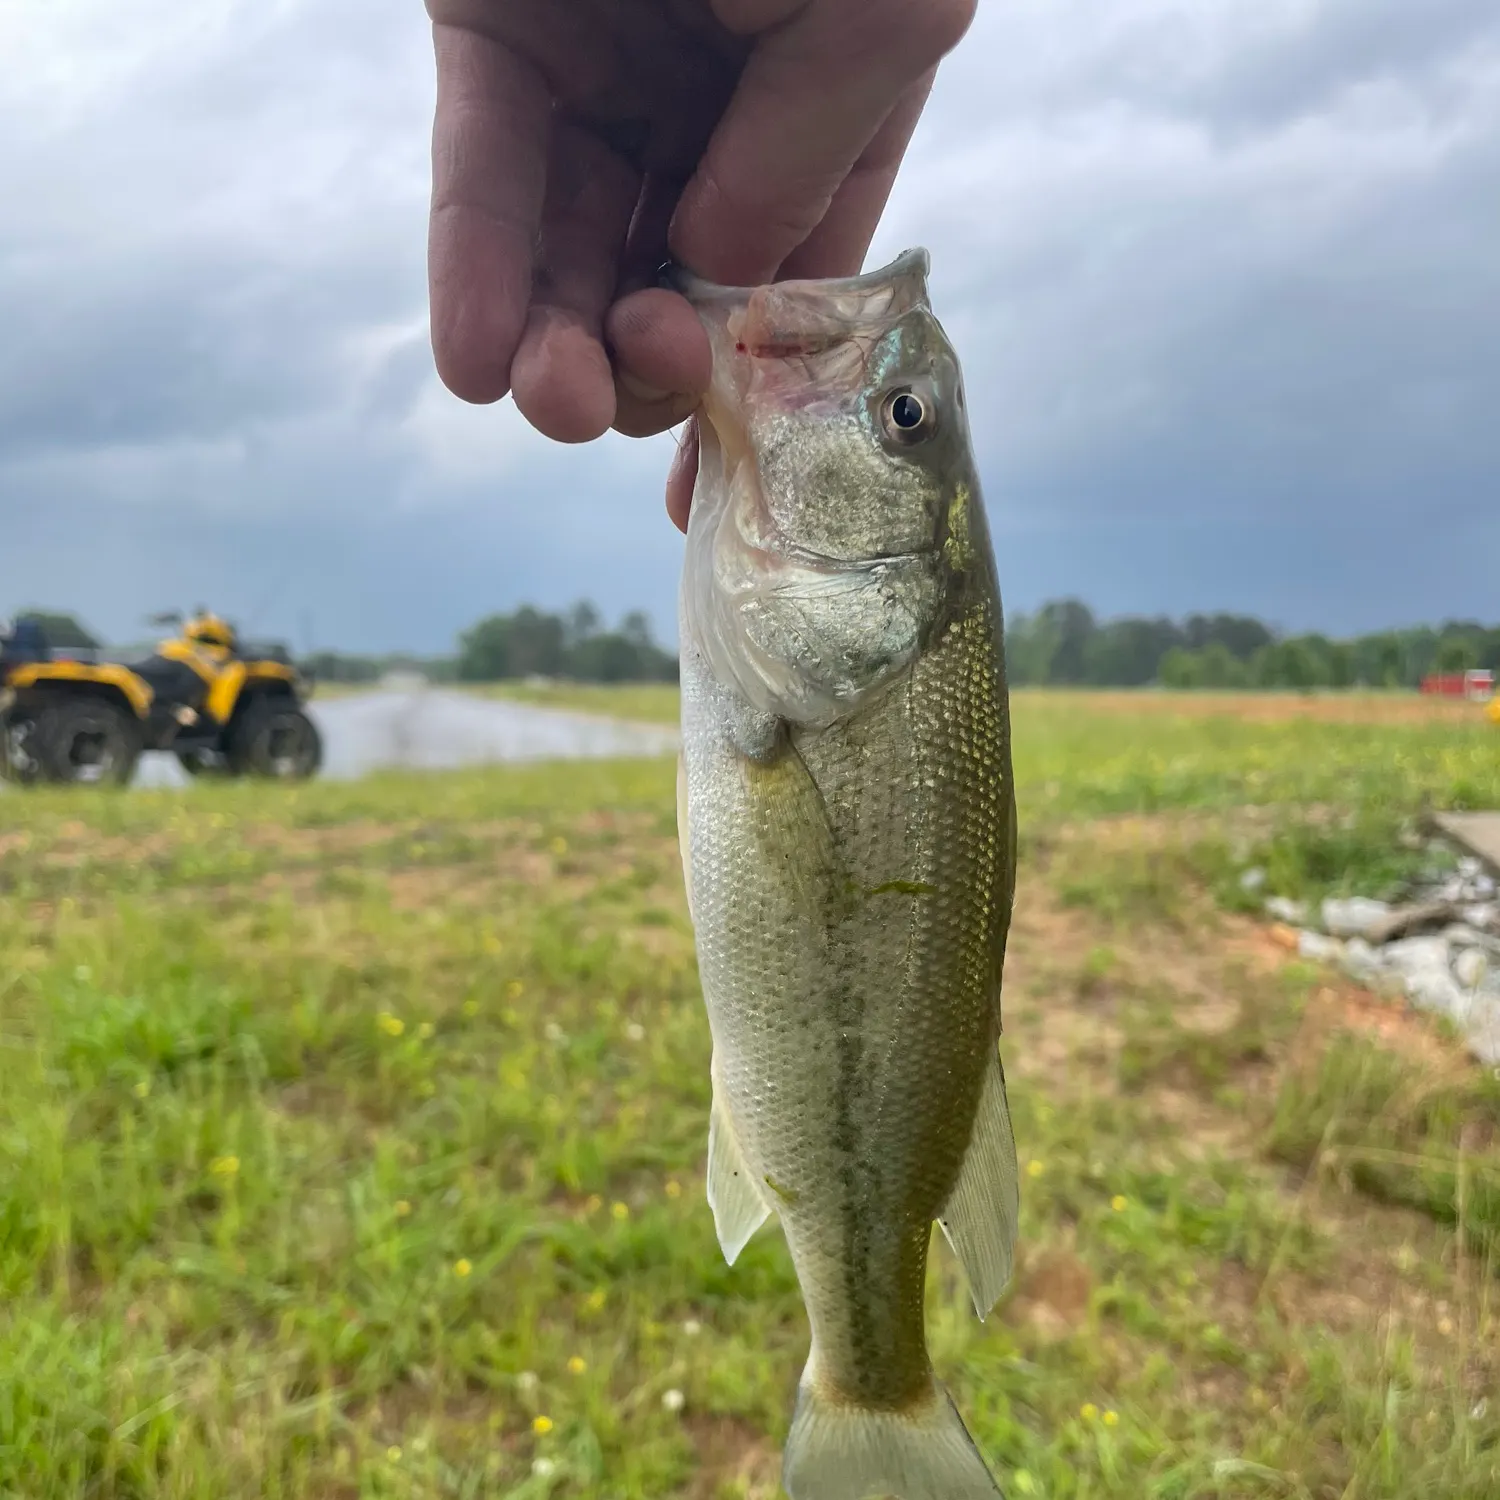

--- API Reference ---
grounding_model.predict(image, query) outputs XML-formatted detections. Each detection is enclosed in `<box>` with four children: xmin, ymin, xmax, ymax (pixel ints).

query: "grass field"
<box><xmin>477</xmin><ymin>682</ymin><xmax>1490</xmax><ymax>731</ymax></box>
<box><xmin>2</xmin><ymin>691</ymin><xmax>1499</xmax><ymax>1499</ymax></box>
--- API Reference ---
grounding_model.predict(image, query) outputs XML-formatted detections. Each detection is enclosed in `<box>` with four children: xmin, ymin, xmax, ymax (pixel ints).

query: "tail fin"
<box><xmin>781</xmin><ymin>1369</ymin><xmax>1004</xmax><ymax>1500</ymax></box>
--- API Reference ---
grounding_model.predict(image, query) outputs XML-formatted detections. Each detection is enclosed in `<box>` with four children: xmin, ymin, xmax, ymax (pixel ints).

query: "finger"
<box><xmin>671</xmin><ymin>0</ymin><xmax>976</xmax><ymax>284</ymax></box>
<box><xmin>618</xmin><ymin>171</ymin><xmax>683</xmax><ymax>294</ymax></box>
<box><xmin>510</xmin><ymin>123</ymin><xmax>640</xmax><ymax>443</ymax></box>
<box><xmin>606</xmin><ymin>287</ymin><xmax>711</xmax><ymax>439</ymax></box>
<box><xmin>665</xmin><ymin>415</ymin><xmax>700</xmax><ymax>533</ymax></box>
<box><xmin>776</xmin><ymin>69</ymin><xmax>934</xmax><ymax>281</ymax></box>
<box><xmin>427</xmin><ymin>23</ymin><xmax>551</xmax><ymax>404</ymax></box>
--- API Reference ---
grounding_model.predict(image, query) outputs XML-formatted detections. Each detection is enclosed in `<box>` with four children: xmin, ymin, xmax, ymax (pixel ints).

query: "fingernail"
<box><xmin>618</xmin><ymin>371</ymin><xmax>671</xmax><ymax>404</ymax></box>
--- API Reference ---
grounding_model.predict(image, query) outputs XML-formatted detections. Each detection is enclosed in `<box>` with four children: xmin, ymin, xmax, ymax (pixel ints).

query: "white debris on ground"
<box><xmin>1245</xmin><ymin>852</ymin><xmax>1500</xmax><ymax>1065</ymax></box>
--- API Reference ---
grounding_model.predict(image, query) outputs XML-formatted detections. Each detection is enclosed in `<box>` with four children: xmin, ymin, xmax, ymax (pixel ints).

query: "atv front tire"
<box><xmin>35</xmin><ymin>698</ymin><xmax>142</xmax><ymax>786</ymax></box>
<box><xmin>228</xmin><ymin>701</ymin><xmax>322</xmax><ymax>780</ymax></box>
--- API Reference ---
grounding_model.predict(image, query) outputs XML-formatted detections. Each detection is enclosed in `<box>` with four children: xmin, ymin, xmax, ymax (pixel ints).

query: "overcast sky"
<box><xmin>3</xmin><ymin>1</ymin><xmax>1497</xmax><ymax>653</ymax></box>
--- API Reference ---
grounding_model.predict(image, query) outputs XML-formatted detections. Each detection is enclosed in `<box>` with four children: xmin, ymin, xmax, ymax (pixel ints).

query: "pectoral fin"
<box><xmin>707</xmin><ymin>1078</ymin><xmax>773</xmax><ymax>1264</ymax></box>
<box><xmin>738</xmin><ymin>733</ymin><xmax>846</xmax><ymax>920</ymax></box>
<box><xmin>937</xmin><ymin>1046</ymin><xmax>1020</xmax><ymax>1319</ymax></box>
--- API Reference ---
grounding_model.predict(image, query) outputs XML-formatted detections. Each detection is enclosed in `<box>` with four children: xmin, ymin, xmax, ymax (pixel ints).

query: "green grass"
<box><xmin>2</xmin><ymin>692</ymin><xmax>1498</xmax><ymax>1497</ymax></box>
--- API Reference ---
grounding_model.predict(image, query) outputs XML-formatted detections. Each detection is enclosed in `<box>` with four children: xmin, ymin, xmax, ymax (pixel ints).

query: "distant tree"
<box><xmin>457</xmin><ymin>614</ymin><xmax>515</xmax><ymax>681</ymax></box>
<box><xmin>1159</xmin><ymin>648</ymin><xmax>1204</xmax><ymax>689</ymax></box>
<box><xmin>305</xmin><ymin>650</ymin><xmax>382</xmax><ymax>683</ymax></box>
<box><xmin>1198</xmin><ymin>642</ymin><xmax>1246</xmax><ymax>688</ymax></box>
<box><xmin>1034</xmin><ymin>599</ymin><xmax>1096</xmax><ymax>684</ymax></box>
<box><xmin>1354</xmin><ymin>632</ymin><xmax>1404</xmax><ymax>688</ymax></box>
<box><xmin>1480</xmin><ymin>628</ymin><xmax>1500</xmax><ymax>673</ymax></box>
<box><xmin>1434</xmin><ymin>637</ymin><xmax>1478</xmax><ymax>674</ymax></box>
<box><xmin>16</xmin><ymin>608</ymin><xmax>100</xmax><ymax>651</ymax></box>
<box><xmin>1084</xmin><ymin>616</ymin><xmax>1182</xmax><ymax>687</ymax></box>
<box><xmin>620</xmin><ymin>610</ymin><xmax>654</xmax><ymax>649</ymax></box>
<box><xmin>1184</xmin><ymin>612</ymin><xmax>1274</xmax><ymax>660</ymax></box>
<box><xmin>1325</xmin><ymin>640</ymin><xmax>1355</xmax><ymax>688</ymax></box>
<box><xmin>456</xmin><ymin>603</ymin><xmax>676</xmax><ymax>683</ymax></box>
<box><xmin>1002</xmin><ymin>611</ymin><xmax>1052</xmax><ymax>686</ymax></box>
<box><xmin>564</xmin><ymin>600</ymin><xmax>602</xmax><ymax>647</ymax></box>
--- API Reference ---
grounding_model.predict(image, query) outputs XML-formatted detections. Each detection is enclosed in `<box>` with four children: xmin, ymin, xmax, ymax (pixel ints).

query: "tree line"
<box><xmin>303</xmin><ymin>604</ymin><xmax>680</xmax><ymax>684</ymax></box>
<box><xmin>7</xmin><ymin>601</ymin><xmax>677</xmax><ymax>687</ymax></box>
<box><xmin>454</xmin><ymin>602</ymin><xmax>678</xmax><ymax>684</ymax></box>
<box><xmin>15</xmin><ymin>599</ymin><xmax>1499</xmax><ymax>691</ymax></box>
<box><xmin>1006</xmin><ymin>601</ymin><xmax>1500</xmax><ymax>690</ymax></box>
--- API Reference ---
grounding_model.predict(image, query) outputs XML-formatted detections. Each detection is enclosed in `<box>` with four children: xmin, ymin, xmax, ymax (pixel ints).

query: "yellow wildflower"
<box><xmin>1026</xmin><ymin>1160</ymin><xmax>1045</xmax><ymax>1179</ymax></box>
<box><xmin>585</xmin><ymin>1288</ymin><xmax>606</xmax><ymax>1312</ymax></box>
<box><xmin>665</xmin><ymin>1180</ymin><xmax>682</xmax><ymax>1200</ymax></box>
<box><xmin>1103</xmin><ymin>1409</ymin><xmax>1119</xmax><ymax>1427</ymax></box>
<box><xmin>394</xmin><ymin>1200</ymin><xmax>412</xmax><ymax>1218</ymax></box>
<box><xmin>611</xmin><ymin>1201</ymin><xmax>629</xmax><ymax>1220</ymax></box>
<box><xmin>1111</xmin><ymin>1195</ymin><xmax>1128</xmax><ymax>1212</ymax></box>
<box><xmin>454</xmin><ymin>1258</ymin><xmax>473</xmax><ymax>1278</ymax></box>
<box><xmin>210</xmin><ymin>1156</ymin><xmax>240</xmax><ymax>1177</ymax></box>
<box><xmin>1080</xmin><ymin>1402</ymin><xmax>1098</xmax><ymax>1421</ymax></box>
<box><xmin>377</xmin><ymin>1012</ymin><xmax>405</xmax><ymax>1037</ymax></box>
<box><xmin>567</xmin><ymin>1356</ymin><xmax>587</xmax><ymax>1375</ymax></box>
<box><xmin>532</xmin><ymin>1415</ymin><xmax>553</xmax><ymax>1435</ymax></box>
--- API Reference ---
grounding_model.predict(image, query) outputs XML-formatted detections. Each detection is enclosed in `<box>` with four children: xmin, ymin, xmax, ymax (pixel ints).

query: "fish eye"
<box><xmin>880</xmin><ymin>388</ymin><xmax>937</xmax><ymax>446</ymax></box>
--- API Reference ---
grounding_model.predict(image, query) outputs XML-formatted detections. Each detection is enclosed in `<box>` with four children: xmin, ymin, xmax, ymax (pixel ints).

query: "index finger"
<box><xmin>669</xmin><ymin>0</ymin><xmax>976</xmax><ymax>284</ymax></box>
<box><xmin>427</xmin><ymin>23</ymin><xmax>551</xmax><ymax>404</ymax></box>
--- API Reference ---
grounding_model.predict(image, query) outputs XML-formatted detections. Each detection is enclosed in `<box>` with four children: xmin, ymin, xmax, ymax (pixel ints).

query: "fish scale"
<box><xmin>674</xmin><ymin>248</ymin><xmax>1019</xmax><ymax>1500</ymax></box>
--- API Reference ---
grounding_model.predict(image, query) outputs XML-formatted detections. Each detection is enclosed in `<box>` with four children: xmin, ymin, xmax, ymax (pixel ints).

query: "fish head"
<box><xmin>677</xmin><ymin>249</ymin><xmax>983</xmax><ymax>730</ymax></box>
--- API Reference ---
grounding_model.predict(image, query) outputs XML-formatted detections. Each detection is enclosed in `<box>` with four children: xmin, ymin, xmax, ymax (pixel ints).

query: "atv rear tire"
<box><xmin>35</xmin><ymin>698</ymin><xmax>142</xmax><ymax>786</ymax></box>
<box><xmin>228</xmin><ymin>700</ymin><xmax>322</xmax><ymax>780</ymax></box>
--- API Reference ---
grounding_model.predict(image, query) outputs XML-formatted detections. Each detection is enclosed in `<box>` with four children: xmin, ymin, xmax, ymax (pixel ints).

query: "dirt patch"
<box><xmin>1008</xmin><ymin>1244</ymin><xmax>1094</xmax><ymax>1342</ymax></box>
<box><xmin>684</xmin><ymin>1414</ymin><xmax>782</xmax><ymax>1500</ymax></box>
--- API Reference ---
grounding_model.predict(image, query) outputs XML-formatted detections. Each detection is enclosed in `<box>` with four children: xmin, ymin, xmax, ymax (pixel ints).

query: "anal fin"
<box><xmin>707</xmin><ymin>1076</ymin><xmax>773</xmax><ymax>1265</ymax></box>
<box><xmin>938</xmin><ymin>1046</ymin><xmax>1020</xmax><ymax>1319</ymax></box>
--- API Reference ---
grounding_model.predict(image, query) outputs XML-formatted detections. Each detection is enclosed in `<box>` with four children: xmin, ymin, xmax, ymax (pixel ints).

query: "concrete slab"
<box><xmin>1430</xmin><ymin>811</ymin><xmax>1500</xmax><ymax>875</ymax></box>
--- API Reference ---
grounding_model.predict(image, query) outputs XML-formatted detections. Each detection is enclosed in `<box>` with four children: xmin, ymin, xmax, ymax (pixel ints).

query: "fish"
<box><xmin>671</xmin><ymin>247</ymin><xmax>1021</xmax><ymax>1500</ymax></box>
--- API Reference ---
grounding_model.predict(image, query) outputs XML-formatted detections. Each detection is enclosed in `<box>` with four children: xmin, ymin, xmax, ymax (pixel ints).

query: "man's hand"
<box><xmin>425</xmin><ymin>0</ymin><xmax>976</xmax><ymax>529</ymax></box>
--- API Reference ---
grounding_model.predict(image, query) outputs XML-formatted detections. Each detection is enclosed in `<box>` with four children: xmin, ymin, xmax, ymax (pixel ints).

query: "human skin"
<box><xmin>424</xmin><ymin>0</ymin><xmax>977</xmax><ymax>529</ymax></box>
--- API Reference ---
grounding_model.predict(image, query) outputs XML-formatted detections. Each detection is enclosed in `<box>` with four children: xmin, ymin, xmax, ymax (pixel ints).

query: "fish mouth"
<box><xmin>662</xmin><ymin>248</ymin><xmax>934</xmax><ymax>368</ymax></box>
<box><xmin>662</xmin><ymin>247</ymin><xmax>931</xmax><ymax>304</ymax></box>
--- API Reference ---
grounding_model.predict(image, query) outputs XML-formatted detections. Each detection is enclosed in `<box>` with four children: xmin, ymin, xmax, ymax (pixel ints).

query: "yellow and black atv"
<box><xmin>0</xmin><ymin>610</ymin><xmax>322</xmax><ymax>787</ymax></box>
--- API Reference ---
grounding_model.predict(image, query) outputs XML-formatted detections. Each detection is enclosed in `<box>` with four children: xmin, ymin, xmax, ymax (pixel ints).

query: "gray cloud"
<box><xmin>2</xmin><ymin>0</ymin><xmax>1497</xmax><ymax>651</ymax></box>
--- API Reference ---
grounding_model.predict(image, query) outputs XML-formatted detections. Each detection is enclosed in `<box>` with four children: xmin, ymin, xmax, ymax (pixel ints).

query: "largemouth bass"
<box><xmin>673</xmin><ymin>247</ymin><xmax>1020</xmax><ymax>1500</ymax></box>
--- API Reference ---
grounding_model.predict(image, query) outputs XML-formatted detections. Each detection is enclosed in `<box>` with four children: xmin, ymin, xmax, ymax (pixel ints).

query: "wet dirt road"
<box><xmin>129</xmin><ymin>686</ymin><xmax>680</xmax><ymax>788</ymax></box>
